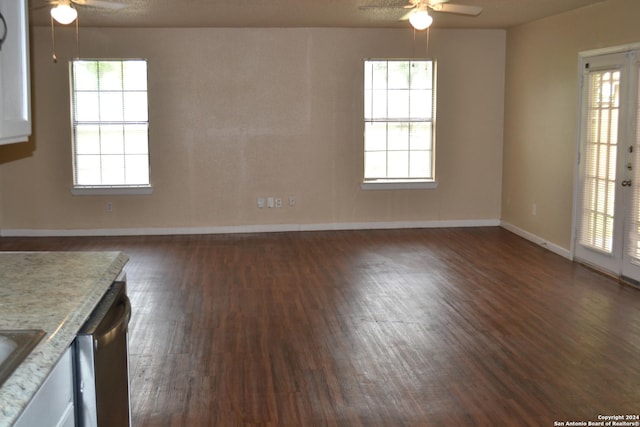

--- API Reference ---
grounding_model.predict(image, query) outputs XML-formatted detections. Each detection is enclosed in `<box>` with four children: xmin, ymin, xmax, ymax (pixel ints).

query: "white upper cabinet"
<box><xmin>0</xmin><ymin>0</ymin><xmax>31</xmax><ymax>145</ymax></box>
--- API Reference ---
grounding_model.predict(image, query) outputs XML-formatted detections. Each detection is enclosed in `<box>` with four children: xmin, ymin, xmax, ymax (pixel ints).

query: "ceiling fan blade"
<box><xmin>30</xmin><ymin>0</ymin><xmax>59</xmax><ymax>9</ymax></box>
<box><xmin>30</xmin><ymin>4</ymin><xmax>54</xmax><ymax>12</ymax></box>
<box><xmin>360</xmin><ymin>0</ymin><xmax>420</xmax><ymax>10</ymax></box>
<box><xmin>430</xmin><ymin>3</ymin><xmax>482</xmax><ymax>16</ymax></box>
<box><xmin>359</xmin><ymin>4</ymin><xmax>413</xmax><ymax>10</ymax></box>
<box><xmin>399</xmin><ymin>9</ymin><xmax>414</xmax><ymax>21</ymax></box>
<box><xmin>72</xmin><ymin>0</ymin><xmax>127</xmax><ymax>9</ymax></box>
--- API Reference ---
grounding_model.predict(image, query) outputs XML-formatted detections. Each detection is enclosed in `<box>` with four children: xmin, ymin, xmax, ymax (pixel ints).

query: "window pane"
<box><xmin>123</xmin><ymin>61</ymin><xmax>147</xmax><ymax>91</ymax></box>
<box><xmin>100</xmin><ymin>125</ymin><xmax>125</xmax><ymax>154</ymax></box>
<box><xmin>73</xmin><ymin>61</ymin><xmax>99</xmax><ymax>91</ymax></box>
<box><xmin>388</xmin><ymin>90</ymin><xmax>410</xmax><ymax>119</ymax></box>
<box><xmin>364</xmin><ymin>90</ymin><xmax>372</xmax><ymax>119</ymax></box>
<box><xmin>75</xmin><ymin>92</ymin><xmax>100</xmax><ymax>122</ymax></box>
<box><xmin>371</xmin><ymin>62</ymin><xmax>388</xmax><ymax>89</ymax></box>
<box><xmin>99</xmin><ymin>62</ymin><xmax>123</xmax><ymax>91</ymax></box>
<box><xmin>410</xmin><ymin>61</ymin><xmax>432</xmax><ymax>89</ymax></box>
<box><xmin>410</xmin><ymin>123</ymin><xmax>432</xmax><ymax>150</ymax></box>
<box><xmin>388</xmin><ymin>62</ymin><xmax>409</xmax><ymax>89</ymax></box>
<box><xmin>388</xmin><ymin>123</ymin><xmax>409</xmax><ymax>151</ymax></box>
<box><xmin>125</xmin><ymin>155</ymin><xmax>150</xmax><ymax>185</ymax></box>
<box><xmin>100</xmin><ymin>92</ymin><xmax>124</xmax><ymax>121</ymax></box>
<box><xmin>409</xmin><ymin>150</ymin><xmax>431</xmax><ymax>178</ymax></box>
<box><xmin>365</xmin><ymin>123</ymin><xmax>387</xmax><ymax>151</ymax></box>
<box><xmin>410</xmin><ymin>89</ymin><xmax>432</xmax><ymax>119</ymax></box>
<box><xmin>388</xmin><ymin>151</ymin><xmax>409</xmax><ymax>178</ymax></box>
<box><xmin>371</xmin><ymin>90</ymin><xmax>387</xmax><ymax>119</ymax></box>
<box><xmin>101</xmin><ymin>155</ymin><xmax>125</xmax><ymax>185</ymax></box>
<box><xmin>364</xmin><ymin>61</ymin><xmax>373</xmax><ymax>90</ymax></box>
<box><xmin>123</xmin><ymin>92</ymin><xmax>148</xmax><ymax>121</ymax></box>
<box><xmin>75</xmin><ymin>155</ymin><xmax>101</xmax><ymax>185</ymax></box>
<box><xmin>75</xmin><ymin>125</ymin><xmax>100</xmax><ymax>154</ymax></box>
<box><xmin>124</xmin><ymin>125</ymin><xmax>149</xmax><ymax>154</ymax></box>
<box><xmin>365</xmin><ymin>151</ymin><xmax>386</xmax><ymax>178</ymax></box>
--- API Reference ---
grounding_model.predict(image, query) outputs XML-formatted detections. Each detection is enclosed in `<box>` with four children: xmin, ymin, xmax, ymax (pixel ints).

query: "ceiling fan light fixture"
<box><xmin>51</xmin><ymin>3</ymin><xmax>78</xmax><ymax>25</ymax></box>
<box><xmin>409</xmin><ymin>8</ymin><xmax>433</xmax><ymax>30</ymax></box>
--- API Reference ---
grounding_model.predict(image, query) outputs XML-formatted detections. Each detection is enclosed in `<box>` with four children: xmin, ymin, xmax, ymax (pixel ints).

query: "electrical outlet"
<box><xmin>289</xmin><ymin>195</ymin><xmax>296</xmax><ymax>207</ymax></box>
<box><xmin>257</xmin><ymin>197</ymin><xmax>265</xmax><ymax>209</ymax></box>
<box><xmin>275</xmin><ymin>198</ymin><xmax>282</xmax><ymax>208</ymax></box>
<box><xmin>105</xmin><ymin>202</ymin><xmax>113</xmax><ymax>213</ymax></box>
<box><xmin>267</xmin><ymin>197</ymin><xmax>275</xmax><ymax>208</ymax></box>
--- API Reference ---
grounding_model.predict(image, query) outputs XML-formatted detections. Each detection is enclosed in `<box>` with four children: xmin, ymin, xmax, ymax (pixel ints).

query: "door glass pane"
<box><xmin>579</xmin><ymin>69</ymin><xmax>620</xmax><ymax>253</ymax></box>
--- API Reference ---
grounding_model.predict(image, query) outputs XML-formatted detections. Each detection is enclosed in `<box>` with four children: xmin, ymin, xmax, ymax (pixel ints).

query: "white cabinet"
<box><xmin>0</xmin><ymin>0</ymin><xmax>31</xmax><ymax>145</ymax></box>
<box><xmin>13</xmin><ymin>346</ymin><xmax>76</xmax><ymax>427</ymax></box>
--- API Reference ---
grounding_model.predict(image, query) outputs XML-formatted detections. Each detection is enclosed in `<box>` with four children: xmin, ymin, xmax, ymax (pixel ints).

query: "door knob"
<box><xmin>622</xmin><ymin>180</ymin><xmax>632</xmax><ymax>187</ymax></box>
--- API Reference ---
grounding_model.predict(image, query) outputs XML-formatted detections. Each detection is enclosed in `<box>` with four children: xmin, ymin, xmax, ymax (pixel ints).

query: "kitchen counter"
<box><xmin>0</xmin><ymin>251</ymin><xmax>129</xmax><ymax>427</ymax></box>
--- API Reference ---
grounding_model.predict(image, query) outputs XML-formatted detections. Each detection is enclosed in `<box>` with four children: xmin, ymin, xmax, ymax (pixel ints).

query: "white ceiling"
<box><xmin>29</xmin><ymin>0</ymin><xmax>606</xmax><ymax>29</ymax></box>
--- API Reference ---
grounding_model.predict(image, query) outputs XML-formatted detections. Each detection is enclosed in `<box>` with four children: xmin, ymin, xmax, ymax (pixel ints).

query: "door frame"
<box><xmin>572</xmin><ymin>42</ymin><xmax>640</xmax><ymax>278</ymax></box>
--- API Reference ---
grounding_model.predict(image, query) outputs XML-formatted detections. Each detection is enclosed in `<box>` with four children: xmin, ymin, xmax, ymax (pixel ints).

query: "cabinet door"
<box><xmin>14</xmin><ymin>346</ymin><xmax>76</xmax><ymax>427</ymax></box>
<box><xmin>0</xmin><ymin>0</ymin><xmax>31</xmax><ymax>145</ymax></box>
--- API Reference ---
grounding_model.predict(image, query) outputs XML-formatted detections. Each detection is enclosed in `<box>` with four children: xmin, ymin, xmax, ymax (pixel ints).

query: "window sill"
<box><xmin>71</xmin><ymin>185</ymin><xmax>154</xmax><ymax>196</ymax></box>
<box><xmin>360</xmin><ymin>180</ymin><xmax>438</xmax><ymax>190</ymax></box>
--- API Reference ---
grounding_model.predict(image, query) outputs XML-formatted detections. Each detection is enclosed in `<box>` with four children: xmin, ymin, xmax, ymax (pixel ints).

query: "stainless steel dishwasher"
<box><xmin>75</xmin><ymin>274</ymin><xmax>132</xmax><ymax>427</ymax></box>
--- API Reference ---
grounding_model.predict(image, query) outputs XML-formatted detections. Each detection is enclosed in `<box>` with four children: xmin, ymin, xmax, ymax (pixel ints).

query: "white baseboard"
<box><xmin>0</xmin><ymin>218</ymin><xmax>501</xmax><ymax>238</ymax></box>
<box><xmin>500</xmin><ymin>220</ymin><xmax>572</xmax><ymax>260</ymax></box>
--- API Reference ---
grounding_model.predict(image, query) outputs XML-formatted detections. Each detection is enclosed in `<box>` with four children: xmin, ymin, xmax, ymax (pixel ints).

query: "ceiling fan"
<box><xmin>33</xmin><ymin>0</ymin><xmax>127</xmax><ymax>63</ymax></box>
<box><xmin>362</xmin><ymin>0</ymin><xmax>483</xmax><ymax>30</ymax></box>
<box><xmin>38</xmin><ymin>0</ymin><xmax>127</xmax><ymax>25</ymax></box>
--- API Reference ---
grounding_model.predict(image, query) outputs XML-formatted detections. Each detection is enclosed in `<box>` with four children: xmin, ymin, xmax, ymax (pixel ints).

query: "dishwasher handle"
<box><xmin>94</xmin><ymin>295</ymin><xmax>131</xmax><ymax>351</ymax></box>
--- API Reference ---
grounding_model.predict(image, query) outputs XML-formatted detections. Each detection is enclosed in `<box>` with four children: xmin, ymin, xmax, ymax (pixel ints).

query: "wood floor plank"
<box><xmin>2</xmin><ymin>227</ymin><xmax>639</xmax><ymax>426</ymax></box>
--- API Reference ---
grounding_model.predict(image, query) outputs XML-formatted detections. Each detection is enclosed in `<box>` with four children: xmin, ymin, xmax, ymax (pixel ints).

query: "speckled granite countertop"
<box><xmin>0</xmin><ymin>251</ymin><xmax>129</xmax><ymax>427</ymax></box>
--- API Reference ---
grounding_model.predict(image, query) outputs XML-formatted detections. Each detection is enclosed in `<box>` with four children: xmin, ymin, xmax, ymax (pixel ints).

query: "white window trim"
<box><xmin>71</xmin><ymin>185</ymin><xmax>153</xmax><ymax>196</ymax></box>
<box><xmin>362</xmin><ymin>59</ymin><xmax>437</xmax><ymax>189</ymax></box>
<box><xmin>361</xmin><ymin>179</ymin><xmax>438</xmax><ymax>190</ymax></box>
<box><xmin>70</xmin><ymin>58</ymin><xmax>151</xmax><ymax>191</ymax></box>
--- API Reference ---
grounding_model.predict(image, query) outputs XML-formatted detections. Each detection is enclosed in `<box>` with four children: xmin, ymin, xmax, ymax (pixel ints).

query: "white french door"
<box><xmin>575</xmin><ymin>49</ymin><xmax>640</xmax><ymax>282</ymax></box>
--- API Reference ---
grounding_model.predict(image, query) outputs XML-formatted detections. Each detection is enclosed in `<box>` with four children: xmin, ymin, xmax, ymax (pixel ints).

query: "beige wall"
<box><xmin>502</xmin><ymin>0</ymin><xmax>640</xmax><ymax>250</ymax></box>
<box><xmin>0</xmin><ymin>26</ymin><xmax>505</xmax><ymax>234</ymax></box>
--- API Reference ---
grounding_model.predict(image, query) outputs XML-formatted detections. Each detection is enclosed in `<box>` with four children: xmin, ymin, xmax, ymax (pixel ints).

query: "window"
<box><xmin>70</xmin><ymin>59</ymin><xmax>151</xmax><ymax>194</ymax></box>
<box><xmin>363</xmin><ymin>59</ymin><xmax>436</xmax><ymax>189</ymax></box>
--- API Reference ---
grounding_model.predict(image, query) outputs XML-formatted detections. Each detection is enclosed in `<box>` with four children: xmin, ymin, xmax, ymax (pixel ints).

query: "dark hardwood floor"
<box><xmin>2</xmin><ymin>227</ymin><xmax>639</xmax><ymax>426</ymax></box>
